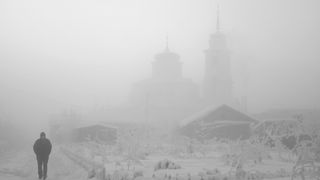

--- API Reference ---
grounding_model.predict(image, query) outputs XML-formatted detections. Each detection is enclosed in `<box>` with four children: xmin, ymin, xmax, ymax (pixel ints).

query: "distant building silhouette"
<box><xmin>129</xmin><ymin>6</ymin><xmax>238</xmax><ymax>129</ymax></box>
<box><xmin>130</xmin><ymin>40</ymin><xmax>200</xmax><ymax>129</ymax></box>
<box><xmin>82</xmin><ymin>6</ymin><xmax>241</xmax><ymax>134</ymax></box>
<box><xmin>203</xmin><ymin>5</ymin><xmax>234</xmax><ymax>106</ymax></box>
<box><xmin>130</xmin><ymin>41</ymin><xmax>199</xmax><ymax>108</ymax></box>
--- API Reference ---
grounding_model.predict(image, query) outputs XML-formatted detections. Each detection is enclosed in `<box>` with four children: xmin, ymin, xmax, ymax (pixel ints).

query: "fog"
<box><xmin>0</xmin><ymin>0</ymin><xmax>320</xmax><ymax>141</ymax></box>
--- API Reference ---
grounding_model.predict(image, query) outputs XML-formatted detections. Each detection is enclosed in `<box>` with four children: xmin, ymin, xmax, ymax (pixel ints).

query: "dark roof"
<box><xmin>181</xmin><ymin>104</ymin><xmax>257</xmax><ymax>126</ymax></box>
<box><xmin>179</xmin><ymin>104</ymin><xmax>258</xmax><ymax>140</ymax></box>
<box><xmin>75</xmin><ymin>122</ymin><xmax>118</xmax><ymax>130</ymax></box>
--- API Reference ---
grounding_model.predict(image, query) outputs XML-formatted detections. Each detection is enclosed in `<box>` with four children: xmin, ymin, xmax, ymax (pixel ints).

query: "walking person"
<box><xmin>33</xmin><ymin>132</ymin><xmax>52</xmax><ymax>180</ymax></box>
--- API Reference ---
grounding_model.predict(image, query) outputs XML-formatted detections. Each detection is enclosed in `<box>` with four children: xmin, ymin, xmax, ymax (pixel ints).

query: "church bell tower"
<box><xmin>203</xmin><ymin>5</ymin><xmax>233</xmax><ymax>106</ymax></box>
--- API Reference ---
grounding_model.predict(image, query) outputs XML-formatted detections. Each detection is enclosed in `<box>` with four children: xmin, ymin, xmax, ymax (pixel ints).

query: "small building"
<box><xmin>179</xmin><ymin>105</ymin><xmax>258</xmax><ymax>141</ymax></box>
<box><xmin>72</xmin><ymin>123</ymin><xmax>117</xmax><ymax>145</ymax></box>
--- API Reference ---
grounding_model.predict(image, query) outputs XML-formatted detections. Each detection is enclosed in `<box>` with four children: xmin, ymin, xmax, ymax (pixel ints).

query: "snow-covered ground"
<box><xmin>0</xmin><ymin>146</ymin><xmax>87</xmax><ymax>180</ymax></box>
<box><xmin>0</xmin><ymin>144</ymin><xmax>298</xmax><ymax>180</ymax></box>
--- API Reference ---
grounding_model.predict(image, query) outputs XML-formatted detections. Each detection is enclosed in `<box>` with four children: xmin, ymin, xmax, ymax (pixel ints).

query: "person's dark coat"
<box><xmin>33</xmin><ymin>138</ymin><xmax>52</xmax><ymax>157</ymax></box>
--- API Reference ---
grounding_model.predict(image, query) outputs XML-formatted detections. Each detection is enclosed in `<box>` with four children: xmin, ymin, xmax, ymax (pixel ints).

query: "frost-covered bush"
<box><xmin>154</xmin><ymin>159</ymin><xmax>181</xmax><ymax>171</ymax></box>
<box><xmin>133</xmin><ymin>170</ymin><xmax>143</xmax><ymax>179</ymax></box>
<box><xmin>205</xmin><ymin>168</ymin><xmax>221</xmax><ymax>175</ymax></box>
<box><xmin>98</xmin><ymin>169</ymin><xmax>144</xmax><ymax>180</ymax></box>
<box><xmin>203</xmin><ymin>168</ymin><xmax>223</xmax><ymax>180</ymax></box>
<box><xmin>220</xmin><ymin>138</ymin><xmax>271</xmax><ymax>168</ymax></box>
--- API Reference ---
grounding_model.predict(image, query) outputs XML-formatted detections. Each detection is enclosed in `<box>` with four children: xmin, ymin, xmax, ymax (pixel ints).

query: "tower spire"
<box><xmin>216</xmin><ymin>4</ymin><xmax>220</xmax><ymax>32</ymax></box>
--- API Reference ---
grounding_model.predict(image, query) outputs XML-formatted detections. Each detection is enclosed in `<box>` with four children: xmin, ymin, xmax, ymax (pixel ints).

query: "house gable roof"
<box><xmin>179</xmin><ymin>104</ymin><xmax>258</xmax><ymax>140</ymax></box>
<box><xmin>181</xmin><ymin>104</ymin><xmax>257</xmax><ymax>127</ymax></box>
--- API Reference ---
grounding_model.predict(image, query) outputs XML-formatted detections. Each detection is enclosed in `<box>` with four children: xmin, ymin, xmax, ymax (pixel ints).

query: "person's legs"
<box><xmin>43</xmin><ymin>156</ymin><xmax>49</xmax><ymax>180</ymax></box>
<box><xmin>36</xmin><ymin>155</ymin><xmax>43</xmax><ymax>179</ymax></box>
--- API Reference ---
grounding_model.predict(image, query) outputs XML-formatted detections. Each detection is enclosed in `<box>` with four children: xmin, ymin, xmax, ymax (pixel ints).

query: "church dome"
<box><xmin>152</xmin><ymin>47</ymin><xmax>182</xmax><ymax>80</ymax></box>
<box><xmin>154</xmin><ymin>48</ymin><xmax>180</xmax><ymax>61</ymax></box>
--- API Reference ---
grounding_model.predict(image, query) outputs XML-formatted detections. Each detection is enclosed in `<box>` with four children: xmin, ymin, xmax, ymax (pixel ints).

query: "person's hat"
<box><xmin>40</xmin><ymin>132</ymin><xmax>46</xmax><ymax>137</ymax></box>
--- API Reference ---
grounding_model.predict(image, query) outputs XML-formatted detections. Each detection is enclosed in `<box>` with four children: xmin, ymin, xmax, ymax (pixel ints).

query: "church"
<box><xmin>202</xmin><ymin>7</ymin><xmax>233</xmax><ymax>106</ymax></box>
<box><xmin>129</xmin><ymin>39</ymin><xmax>201</xmax><ymax>130</ymax></box>
<box><xmin>130</xmin><ymin>40</ymin><xmax>199</xmax><ymax>109</ymax></box>
<box><xmin>128</xmin><ymin>6</ymin><xmax>240</xmax><ymax>131</ymax></box>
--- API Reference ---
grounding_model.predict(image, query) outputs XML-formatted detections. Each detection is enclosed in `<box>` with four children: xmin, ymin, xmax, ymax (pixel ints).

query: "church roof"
<box><xmin>154</xmin><ymin>36</ymin><xmax>180</xmax><ymax>60</ymax></box>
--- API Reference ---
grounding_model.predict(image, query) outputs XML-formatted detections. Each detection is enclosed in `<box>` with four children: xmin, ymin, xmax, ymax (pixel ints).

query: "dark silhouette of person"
<box><xmin>33</xmin><ymin>132</ymin><xmax>52</xmax><ymax>180</ymax></box>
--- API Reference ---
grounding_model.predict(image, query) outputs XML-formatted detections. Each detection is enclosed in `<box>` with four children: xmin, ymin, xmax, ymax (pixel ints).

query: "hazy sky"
<box><xmin>0</xmin><ymin>0</ymin><xmax>319</xmax><ymax>126</ymax></box>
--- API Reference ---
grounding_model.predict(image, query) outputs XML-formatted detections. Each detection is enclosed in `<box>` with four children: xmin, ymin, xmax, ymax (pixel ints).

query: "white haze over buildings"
<box><xmin>0</xmin><ymin>0</ymin><xmax>319</xmax><ymax>136</ymax></box>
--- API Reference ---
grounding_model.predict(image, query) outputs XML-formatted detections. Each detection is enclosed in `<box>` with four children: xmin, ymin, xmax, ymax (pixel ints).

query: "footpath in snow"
<box><xmin>0</xmin><ymin>146</ymin><xmax>87</xmax><ymax>180</ymax></box>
